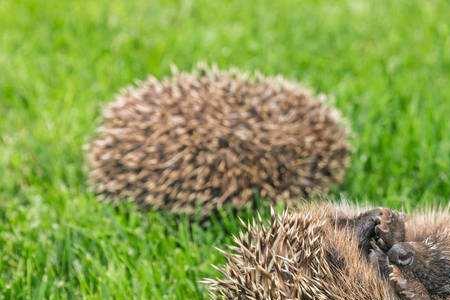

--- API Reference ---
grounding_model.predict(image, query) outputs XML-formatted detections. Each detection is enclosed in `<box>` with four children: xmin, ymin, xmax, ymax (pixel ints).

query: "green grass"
<box><xmin>0</xmin><ymin>0</ymin><xmax>449</xmax><ymax>298</ymax></box>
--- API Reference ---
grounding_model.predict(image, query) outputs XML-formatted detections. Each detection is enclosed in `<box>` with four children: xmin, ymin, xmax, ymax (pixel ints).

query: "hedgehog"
<box><xmin>203</xmin><ymin>203</ymin><xmax>398</xmax><ymax>299</ymax></box>
<box><xmin>370</xmin><ymin>208</ymin><xmax>450</xmax><ymax>300</ymax></box>
<box><xmin>204</xmin><ymin>203</ymin><xmax>450</xmax><ymax>300</ymax></box>
<box><xmin>86</xmin><ymin>64</ymin><xmax>350</xmax><ymax>214</ymax></box>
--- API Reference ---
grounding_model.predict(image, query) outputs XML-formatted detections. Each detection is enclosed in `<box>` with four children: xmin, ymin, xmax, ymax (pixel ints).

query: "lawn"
<box><xmin>0</xmin><ymin>0</ymin><xmax>449</xmax><ymax>299</ymax></box>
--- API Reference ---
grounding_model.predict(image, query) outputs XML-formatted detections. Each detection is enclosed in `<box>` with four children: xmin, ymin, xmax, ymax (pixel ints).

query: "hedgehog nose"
<box><xmin>388</xmin><ymin>244</ymin><xmax>414</xmax><ymax>266</ymax></box>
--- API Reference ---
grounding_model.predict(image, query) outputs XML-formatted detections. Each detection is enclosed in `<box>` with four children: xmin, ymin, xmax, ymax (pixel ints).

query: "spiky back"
<box><xmin>406</xmin><ymin>207</ymin><xmax>450</xmax><ymax>242</ymax></box>
<box><xmin>204</xmin><ymin>204</ymin><xmax>396</xmax><ymax>299</ymax></box>
<box><xmin>86</xmin><ymin>65</ymin><xmax>350</xmax><ymax>215</ymax></box>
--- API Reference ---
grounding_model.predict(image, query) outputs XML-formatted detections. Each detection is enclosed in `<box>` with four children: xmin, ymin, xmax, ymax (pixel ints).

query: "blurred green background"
<box><xmin>0</xmin><ymin>0</ymin><xmax>449</xmax><ymax>298</ymax></box>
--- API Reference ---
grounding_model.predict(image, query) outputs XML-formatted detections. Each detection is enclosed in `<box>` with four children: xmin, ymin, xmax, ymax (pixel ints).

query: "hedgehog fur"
<box><xmin>203</xmin><ymin>203</ymin><xmax>396</xmax><ymax>299</ymax></box>
<box><xmin>87</xmin><ymin>64</ymin><xmax>350</xmax><ymax>214</ymax></box>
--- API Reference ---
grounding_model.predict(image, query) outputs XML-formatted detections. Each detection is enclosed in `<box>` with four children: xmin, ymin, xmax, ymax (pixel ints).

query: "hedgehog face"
<box><xmin>389</xmin><ymin>241</ymin><xmax>450</xmax><ymax>297</ymax></box>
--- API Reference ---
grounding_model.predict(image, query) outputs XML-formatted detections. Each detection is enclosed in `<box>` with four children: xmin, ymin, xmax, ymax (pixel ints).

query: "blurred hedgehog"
<box><xmin>205</xmin><ymin>203</ymin><xmax>450</xmax><ymax>300</ymax></box>
<box><xmin>86</xmin><ymin>64</ymin><xmax>350</xmax><ymax>214</ymax></box>
<box><xmin>203</xmin><ymin>203</ymin><xmax>397</xmax><ymax>299</ymax></box>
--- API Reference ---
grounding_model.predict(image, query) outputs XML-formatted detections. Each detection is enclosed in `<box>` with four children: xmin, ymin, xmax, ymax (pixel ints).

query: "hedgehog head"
<box><xmin>389</xmin><ymin>234</ymin><xmax>450</xmax><ymax>297</ymax></box>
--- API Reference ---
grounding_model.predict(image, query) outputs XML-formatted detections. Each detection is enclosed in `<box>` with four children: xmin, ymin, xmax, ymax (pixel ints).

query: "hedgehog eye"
<box><xmin>398</xmin><ymin>252</ymin><xmax>414</xmax><ymax>266</ymax></box>
<box><xmin>388</xmin><ymin>244</ymin><xmax>415</xmax><ymax>266</ymax></box>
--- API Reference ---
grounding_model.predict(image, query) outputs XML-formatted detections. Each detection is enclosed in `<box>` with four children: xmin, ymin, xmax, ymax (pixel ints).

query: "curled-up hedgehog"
<box><xmin>370</xmin><ymin>208</ymin><xmax>450</xmax><ymax>300</ymax></box>
<box><xmin>203</xmin><ymin>203</ymin><xmax>398</xmax><ymax>299</ymax></box>
<box><xmin>86</xmin><ymin>64</ymin><xmax>350</xmax><ymax>215</ymax></box>
<box><xmin>204</xmin><ymin>203</ymin><xmax>450</xmax><ymax>300</ymax></box>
